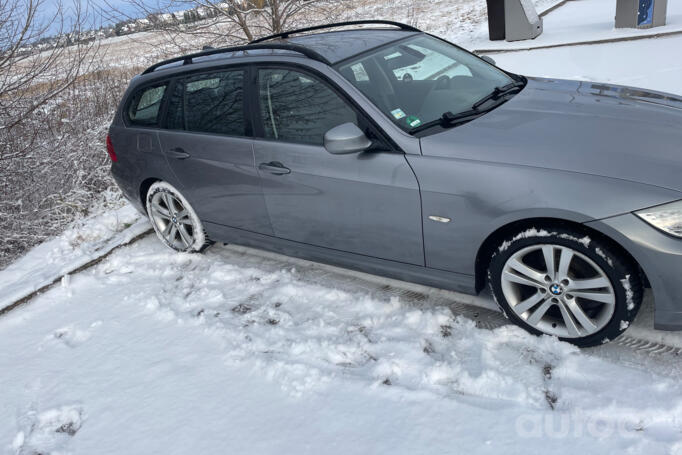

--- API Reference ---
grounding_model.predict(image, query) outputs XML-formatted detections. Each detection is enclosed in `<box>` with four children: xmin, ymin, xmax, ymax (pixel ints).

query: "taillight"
<box><xmin>106</xmin><ymin>134</ymin><xmax>118</xmax><ymax>162</ymax></box>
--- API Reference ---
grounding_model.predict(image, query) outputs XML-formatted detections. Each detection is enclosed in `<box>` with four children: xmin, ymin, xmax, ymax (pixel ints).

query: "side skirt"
<box><xmin>205</xmin><ymin>221</ymin><xmax>476</xmax><ymax>295</ymax></box>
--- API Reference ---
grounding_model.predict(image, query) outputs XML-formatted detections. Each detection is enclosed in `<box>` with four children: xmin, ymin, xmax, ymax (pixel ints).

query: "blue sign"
<box><xmin>638</xmin><ymin>0</ymin><xmax>654</xmax><ymax>26</ymax></box>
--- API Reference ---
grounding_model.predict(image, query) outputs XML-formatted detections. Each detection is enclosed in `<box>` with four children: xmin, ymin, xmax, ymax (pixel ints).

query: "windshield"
<box><xmin>336</xmin><ymin>35</ymin><xmax>517</xmax><ymax>133</ymax></box>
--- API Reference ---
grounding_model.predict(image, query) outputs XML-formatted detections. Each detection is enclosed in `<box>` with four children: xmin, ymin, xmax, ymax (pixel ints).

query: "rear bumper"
<box><xmin>111</xmin><ymin>164</ymin><xmax>145</xmax><ymax>215</ymax></box>
<box><xmin>586</xmin><ymin>214</ymin><xmax>682</xmax><ymax>331</ymax></box>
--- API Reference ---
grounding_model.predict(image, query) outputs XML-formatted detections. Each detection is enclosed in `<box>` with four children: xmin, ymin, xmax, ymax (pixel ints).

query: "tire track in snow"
<box><xmin>4</xmin><ymin>232</ymin><xmax>680</xmax><ymax>378</ymax></box>
<box><xmin>218</xmin><ymin>244</ymin><xmax>682</xmax><ymax>346</ymax></box>
<box><xmin>13</xmin><ymin>233</ymin><xmax>678</xmax><ymax>438</ymax></box>
<box><xmin>185</xmin><ymin>241</ymin><xmax>682</xmax><ymax>379</ymax></box>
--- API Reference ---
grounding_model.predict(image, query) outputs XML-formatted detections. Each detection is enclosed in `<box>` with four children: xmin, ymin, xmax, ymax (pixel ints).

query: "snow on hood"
<box><xmin>420</xmin><ymin>77</ymin><xmax>682</xmax><ymax>193</ymax></box>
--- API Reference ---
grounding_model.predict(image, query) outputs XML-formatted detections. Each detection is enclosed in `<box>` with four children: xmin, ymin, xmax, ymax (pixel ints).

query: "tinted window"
<box><xmin>128</xmin><ymin>84</ymin><xmax>166</xmax><ymax>126</ymax></box>
<box><xmin>258</xmin><ymin>68</ymin><xmax>357</xmax><ymax>145</ymax></box>
<box><xmin>166</xmin><ymin>70</ymin><xmax>245</xmax><ymax>136</ymax></box>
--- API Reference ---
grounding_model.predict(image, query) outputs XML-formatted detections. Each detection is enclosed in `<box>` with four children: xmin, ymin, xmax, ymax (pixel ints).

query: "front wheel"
<box><xmin>488</xmin><ymin>226</ymin><xmax>642</xmax><ymax>347</ymax></box>
<box><xmin>146</xmin><ymin>181</ymin><xmax>211</xmax><ymax>253</ymax></box>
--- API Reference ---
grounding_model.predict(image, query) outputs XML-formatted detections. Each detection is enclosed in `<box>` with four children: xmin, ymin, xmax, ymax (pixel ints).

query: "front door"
<box><xmin>157</xmin><ymin>68</ymin><xmax>272</xmax><ymax>235</ymax></box>
<box><xmin>253</xmin><ymin>66</ymin><xmax>423</xmax><ymax>265</ymax></box>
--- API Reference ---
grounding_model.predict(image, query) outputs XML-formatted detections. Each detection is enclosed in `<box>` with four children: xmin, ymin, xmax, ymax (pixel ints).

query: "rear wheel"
<box><xmin>488</xmin><ymin>226</ymin><xmax>642</xmax><ymax>347</ymax></box>
<box><xmin>146</xmin><ymin>181</ymin><xmax>211</xmax><ymax>253</ymax></box>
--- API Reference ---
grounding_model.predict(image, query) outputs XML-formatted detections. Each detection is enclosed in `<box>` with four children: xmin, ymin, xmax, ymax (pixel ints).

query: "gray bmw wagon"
<box><xmin>109</xmin><ymin>20</ymin><xmax>682</xmax><ymax>347</ymax></box>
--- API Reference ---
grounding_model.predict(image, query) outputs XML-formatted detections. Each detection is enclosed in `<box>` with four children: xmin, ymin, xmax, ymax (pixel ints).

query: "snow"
<box><xmin>14</xmin><ymin>405</ymin><xmax>85</xmax><ymax>454</ymax></box>
<box><xmin>0</xmin><ymin>204</ymin><xmax>149</xmax><ymax>312</ymax></box>
<box><xmin>622</xmin><ymin>275</ymin><xmax>636</xmax><ymax>311</ymax></box>
<box><xmin>491</xmin><ymin>33</ymin><xmax>682</xmax><ymax>96</ymax></box>
<box><xmin>495</xmin><ymin>229</ymin><xmax>591</xmax><ymax>252</ymax></box>
<box><xmin>595</xmin><ymin>248</ymin><xmax>614</xmax><ymax>268</ymax></box>
<box><xmin>471</xmin><ymin>0</ymin><xmax>682</xmax><ymax>97</ymax></box>
<box><xmin>343</xmin><ymin>0</ymin><xmax>559</xmax><ymax>52</ymax></box>
<box><xmin>498</xmin><ymin>228</ymin><xmax>552</xmax><ymax>252</ymax></box>
<box><xmin>467</xmin><ymin>0</ymin><xmax>682</xmax><ymax>51</ymax></box>
<box><xmin>2</xmin><ymin>234</ymin><xmax>682</xmax><ymax>454</ymax></box>
<box><xmin>558</xmin><ymin>234</ymin><xmax>591</xmax><ymax>248</ymax></box>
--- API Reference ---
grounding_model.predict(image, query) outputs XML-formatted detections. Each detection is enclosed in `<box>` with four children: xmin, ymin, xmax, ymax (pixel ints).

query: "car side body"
<box><xmin>109</xmin><ymin>23</ymin><xmax>682</xmax><ymax>339</ymax></box>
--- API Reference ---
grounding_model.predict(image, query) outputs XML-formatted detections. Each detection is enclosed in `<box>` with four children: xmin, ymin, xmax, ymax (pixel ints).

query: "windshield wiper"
<box><xmin>471</xmin><ymin>81</ymin><xmax>525</xmax><ymax>110</ymax></box>
<box><xmin>409</xmin><ymin>80</ymin><xmax>526</xmax><ymax>135</ymax></box>
<box><xmin>410</xmin><ymin>109</ymin><xmax>483</xmax><ymax>134</ymax></box>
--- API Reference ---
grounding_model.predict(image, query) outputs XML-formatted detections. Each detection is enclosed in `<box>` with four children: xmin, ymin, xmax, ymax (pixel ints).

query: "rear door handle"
<box><xmin>258</xmin><ymin>161</ymin><xmax>291</xmax><ymax>175</ymax></box>
<box><xmin>168</xmin><ymin>148</ymin><xmax>190</xmax><ymax>160</ymax></box>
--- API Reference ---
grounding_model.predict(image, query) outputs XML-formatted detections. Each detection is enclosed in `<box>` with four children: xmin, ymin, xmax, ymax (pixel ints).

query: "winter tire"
<box><xmin>146</xmin><ymin>181</ymin><xmax>212</xmax><ymax>253</ymax></box>
<box><xmin>488</xmin><ymin>226</ymin><xmax>643</xmax><ymax>347</ymax></box>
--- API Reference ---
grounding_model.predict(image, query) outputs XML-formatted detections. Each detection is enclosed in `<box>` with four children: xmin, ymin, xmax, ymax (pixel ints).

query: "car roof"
<box><xmin>141</xmin><ymin>22</ymin><xmax>423</xmax><ymax>75</ymax></box>
<box><xmin>281</xmin><ymin>29</ymin><xmax>420</xmax><ymax>64</ymax></box>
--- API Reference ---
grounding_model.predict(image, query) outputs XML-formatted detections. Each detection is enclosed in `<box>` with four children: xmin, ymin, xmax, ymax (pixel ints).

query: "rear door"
<box><xmin>157</xmin><ymin>68</ymin><xmax>272</xmax><ymax>235</ymax></box>
<box><xmin>252</xmin><ymin>65</ymin><xmax>424</xmax><ymax>265</ymax></box>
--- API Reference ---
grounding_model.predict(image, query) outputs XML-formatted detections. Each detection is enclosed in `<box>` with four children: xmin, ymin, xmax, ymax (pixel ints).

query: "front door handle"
<box><xmin>258</xmin><ymin>161</ymin><xmax>291</xmax><ymax>175</ymax></box>
<box><xmin>168</xmin><ymin>148</ymin><xmax>190</xmax><ymax>160</ymax></box>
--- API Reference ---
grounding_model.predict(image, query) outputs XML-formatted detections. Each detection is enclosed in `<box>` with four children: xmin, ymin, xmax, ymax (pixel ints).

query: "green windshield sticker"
<box><xmin>406</xmin><ymin>116</ymin><xmax>422</xmax><ymax>128</ymax></box>
<box><xmin>391</xmin><ymin>108</ymin><xmax>406</xmax><ymax>120</ymax></box>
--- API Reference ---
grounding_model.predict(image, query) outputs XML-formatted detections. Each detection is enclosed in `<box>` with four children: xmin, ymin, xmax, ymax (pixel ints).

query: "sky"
<box><xmin>36</xmin><ymin>0</ymin><xmax>187</xmax><ymax>33</ymax></box>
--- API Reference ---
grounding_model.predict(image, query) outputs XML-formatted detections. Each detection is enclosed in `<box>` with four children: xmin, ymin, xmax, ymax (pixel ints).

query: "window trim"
<box><xmin>124</xmin><ymin>60</ymin><xmax>403</xmax><ymax>151</ymax></box>
<box><xmin>124</xmin><ymin>81</ymin><xmax>170</xmax><ymax>129</ymax></box>
<box><xmin>251</xmin><ymin>62</ymin><xmax>399</xmax><ymax>152</ymax></box>
<box><xmin>161</xmin><ymin>66</ymin><xmax>252</xmax><ymax>139</ymax></box>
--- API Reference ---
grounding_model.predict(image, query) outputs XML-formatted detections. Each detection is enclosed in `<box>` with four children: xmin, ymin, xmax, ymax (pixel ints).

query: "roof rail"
<box><xmin>141</xmin><ymin>43</ymin><xmax>332</xmax><ymax>75</ymax></box>
<box><xmin>250</xmin><ymin>20</ymin><xmax>421</xmax><ymax>44</ymax></box>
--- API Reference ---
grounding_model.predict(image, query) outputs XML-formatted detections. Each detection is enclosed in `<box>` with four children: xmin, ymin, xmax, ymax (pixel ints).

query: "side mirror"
<box><xmin>324</xmin><ymin>123</ymin><xmax>372</xmax><ymax>155</ymax></box>
<box><xmin>481</xmin><ymin>55</ymin><xmax>496</xmax><ymax>66</ymax></box>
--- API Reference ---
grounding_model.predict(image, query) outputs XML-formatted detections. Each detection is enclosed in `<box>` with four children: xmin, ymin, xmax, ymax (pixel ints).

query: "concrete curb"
<box><xmin>474</xmin><ymin>28</ymin><xmax>682</xmax><ymax>54</ymax></box>
<box><xmin>539</xmin><ymin>0</ymin><xmax>570</xmax><ymax>17</ymax></box>
<box><xmin>0</xmin><ymin>228</ymin><xmax>152</xmax><ymax>317</ymax></box>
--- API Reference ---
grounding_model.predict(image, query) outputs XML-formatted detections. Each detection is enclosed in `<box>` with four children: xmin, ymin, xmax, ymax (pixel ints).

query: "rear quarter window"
<box><xmin>126</xmin><ymin>84</ymin><xmax>167</xmax><ymax>126</ymax></box>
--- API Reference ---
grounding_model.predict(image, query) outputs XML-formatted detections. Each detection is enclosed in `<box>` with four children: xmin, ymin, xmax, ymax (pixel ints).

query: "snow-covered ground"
<box><xmin>469</xmin><ymin>0</ymin><xmax>682</xmax><ymax>51</ymax></box>
<box><xmin>345</xmin><ymin>0</ymin><xmax>560</xmax><ymax>49</ymax></box>
<box><xmin>493</xmin><ymin>33</ymin><xmax>682</xmax><ymax>96</ymax></box>
<box><xmin>0</xmin><ymin>204</ymin><xmax>148</xmax><ymax>311</ymax></box>
<box><xmin>3</xmin><ymin>1</ymin><xmax>682</xmax><ymax>453</ymax></box>
<box><xmin>2</xmin><ymin>234</ymin><xmax>682</xmax><ymax>454</ymax></box>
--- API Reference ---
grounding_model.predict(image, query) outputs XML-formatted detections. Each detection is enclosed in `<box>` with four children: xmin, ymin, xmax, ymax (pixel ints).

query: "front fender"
<box><xmin>406</xmin><ymin>155</ymin><xmax>682</xmax><ymax>275</ymax></box>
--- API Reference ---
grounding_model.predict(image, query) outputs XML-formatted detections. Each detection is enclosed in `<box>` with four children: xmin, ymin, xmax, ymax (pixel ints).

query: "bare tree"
<box><xmin>101</xmin><ymin>0</ymin><xmax>352</xmax><ymax>55</ymax></box>
<box><xmin>0</xmin><ymin>0</ymin><xmax>111</xmax><ymax>268</ymax></box>
<box><xmin>0</xmin><ymin>0</ymin><xmax>99</xmax><ymax>158</ymax></box>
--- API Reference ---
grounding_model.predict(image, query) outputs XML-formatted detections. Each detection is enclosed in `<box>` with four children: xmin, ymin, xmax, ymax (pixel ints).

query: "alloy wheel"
<box><xmin>149</xmin><ymin>191</ymin><xmax>196</xmax><ymax>250</ymax></box>
<box><xmin>500</xmin><ymin>244</ymin><xmax>616</xmax><ymax>338</ymax></box>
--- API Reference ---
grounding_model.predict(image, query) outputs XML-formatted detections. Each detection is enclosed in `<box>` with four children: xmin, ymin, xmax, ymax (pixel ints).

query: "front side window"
<box><xmin>166</xmin><ymin>70</ymin><xmax>245</xmax><ymax>136</ymax></box>
<box><xmin>128</xmin><ymin>84</ymin><xmax>166</xmax><ymax>126</ymax></box>
<box><xmin>258</xmin><ymin>68</ymin><xmax>357</xmax><ymax>145</ymax></box>
<box><xmin>337</xmin><ymin>35</ymin><xmax>517</xmax><ymax>134</ymax></box>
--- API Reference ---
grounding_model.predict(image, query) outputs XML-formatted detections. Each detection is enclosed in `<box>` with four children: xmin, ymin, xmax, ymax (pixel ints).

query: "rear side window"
<box><xmin>166</xmin><ymin>70</ymin><xmax>245</xmax><ymax>136</ymax></box>
<box><xmin>127</xmin><ymin>84</ymin><xmax>166</xmax><ymax>126</ymax></box>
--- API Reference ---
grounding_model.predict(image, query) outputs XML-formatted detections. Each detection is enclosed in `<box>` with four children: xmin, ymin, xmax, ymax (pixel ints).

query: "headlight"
<box><xmin>636</xmin><ymin>200</ymin><xmax>682</xmax><ymax>238</ymax></box>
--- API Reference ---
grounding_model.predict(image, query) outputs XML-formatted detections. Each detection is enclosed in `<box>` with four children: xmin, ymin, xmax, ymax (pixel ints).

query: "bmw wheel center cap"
<box><xmin>550</xmin><ymin>283</ymin><xmax>564</xmax><ymax>296</ymax></box>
